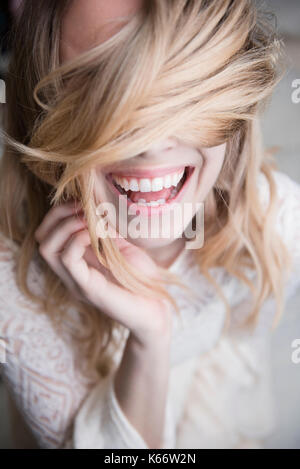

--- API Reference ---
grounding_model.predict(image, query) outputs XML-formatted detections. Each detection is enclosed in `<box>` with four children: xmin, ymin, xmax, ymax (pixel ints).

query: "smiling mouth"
<box><xmin>106</xmin><ymin>166</ymin><xmax>195</xmax><ymax>208</ymax></box>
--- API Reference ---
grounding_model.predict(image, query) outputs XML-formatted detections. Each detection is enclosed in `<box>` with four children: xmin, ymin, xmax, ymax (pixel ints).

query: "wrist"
<box><xmin>130</xmin><ymin>324</ymin><xmax>172</xmax><ymax>351</ymax></box>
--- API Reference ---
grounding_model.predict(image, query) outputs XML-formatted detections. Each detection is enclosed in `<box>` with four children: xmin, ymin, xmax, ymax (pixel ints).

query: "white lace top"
<box><xmin>0</xmin><ymin>169</ymin><xmax>300</xmax><ymax>449</ymax></box>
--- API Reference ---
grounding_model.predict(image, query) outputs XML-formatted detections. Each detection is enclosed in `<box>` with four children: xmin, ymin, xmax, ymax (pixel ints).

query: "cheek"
<box><xmin>208</xmin><ymin>152</ymin><xmax>226</xmax><ymax>178</ymax></box>
<box><xmin>94</xmin><ymin>169</ymin><xmax>111</xmax><ymax>204</ymax></box>
<box><xmin>194</xmin><ymin>145</ymin><xmax>226</xmax><ymax>200</ymax></box>
<box><xmin>202</xmin><ymin>143</ymin><xmax>226</xmax><ymax>179</ymax></box>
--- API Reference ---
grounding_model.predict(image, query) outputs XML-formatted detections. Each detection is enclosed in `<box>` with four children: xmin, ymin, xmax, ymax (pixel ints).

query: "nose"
<box><xmin>139</xmin><ymin>137</ymin><xmax>178</xmax><ymax>157</ymax></box>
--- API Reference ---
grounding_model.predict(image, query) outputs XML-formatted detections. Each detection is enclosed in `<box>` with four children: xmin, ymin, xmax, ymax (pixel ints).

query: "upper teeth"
<box><xmin>113</xmin><ymin>169</ymin><xmax>185</xmax><ymax>193</ymax></box>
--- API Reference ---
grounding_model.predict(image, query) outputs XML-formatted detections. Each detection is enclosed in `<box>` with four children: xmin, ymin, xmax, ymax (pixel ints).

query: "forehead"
<box><xmin>60</xmin><ymin>0</ymin><xmax>143</xmax><ymax>62</ymax></box>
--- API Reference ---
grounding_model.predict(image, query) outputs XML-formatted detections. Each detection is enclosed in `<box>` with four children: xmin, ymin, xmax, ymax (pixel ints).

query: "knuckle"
<box><xmin>60</xmin><ymin>231</ymin><xmax>82</xmax><ymax>265</ymax></box>
<box><xmin>38</xmin><ymin>242</ymin><xmax>48</xmax><ymax>258</ymax></box>
<box><xmin>58</xmin><ymin>200</ymin><xmax>82</xmax><ymax>217</ymax></box>
<box><xmin>69</xmin><ymin>230</ymin><xmax>81</xmax><ymax>243</ymax></box>
<box><xmin>60</xmin><ymin>249</ymin><xmax>72</xmax><ymax>266</ymax></box>
<box><xmin>66</xmin><ymin>220</ymin><xmax>84</xmax><ymax>240</ymax></box>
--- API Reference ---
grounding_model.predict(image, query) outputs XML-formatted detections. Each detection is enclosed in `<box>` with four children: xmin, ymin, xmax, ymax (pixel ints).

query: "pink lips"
<box><xmin>107</xmin><ymin>165</ymin><xmax>186</xmax><ymax>179</ymax></box>
<box><xmin>105</xmin><ymin>166</ymin><xmax>195</xmax><ymax>217</ymax></box>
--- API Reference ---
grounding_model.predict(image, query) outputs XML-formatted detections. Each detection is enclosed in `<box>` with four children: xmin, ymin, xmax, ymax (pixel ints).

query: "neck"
<box><xmin>144</xmin><ymin>237</ymin><xmax>186</xmax><ymax>269</ymax></box>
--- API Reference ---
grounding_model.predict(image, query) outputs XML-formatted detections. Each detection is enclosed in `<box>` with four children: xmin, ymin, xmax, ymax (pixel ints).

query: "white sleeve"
<box><xmin>73</xmin><ymin>365</ymin><xmax>176</xmax><ymax>449</ymax></box>
<box><xmin>224</xmin><ymin>170</ymin><xmax>300</xmax><ymax>443</ymax></box>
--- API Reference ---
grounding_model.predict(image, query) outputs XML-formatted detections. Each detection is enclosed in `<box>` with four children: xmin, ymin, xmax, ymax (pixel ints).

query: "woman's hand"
<box><xmin>34</xmin><ymin>200</ymin><xmax>172</xmax><ymax>347</ymax></box>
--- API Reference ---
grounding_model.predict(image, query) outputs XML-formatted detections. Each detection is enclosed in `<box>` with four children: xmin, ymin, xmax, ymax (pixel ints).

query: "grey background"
<box><xmin>0</xmin><ymin>0</ymin><xmax>300</xmax><ymax>449</ymax></box>
<box><xmin>259</xmin><ymin>0</ymin><xmax>300</xmax><ymax>449</ymax></box>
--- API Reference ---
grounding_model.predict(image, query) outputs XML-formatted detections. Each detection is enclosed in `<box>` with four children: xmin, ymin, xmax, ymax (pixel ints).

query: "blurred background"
<box><xmin>0</xmin><ymin>0</ymin><xmax>299</xmax><ymax>449</ymax></box>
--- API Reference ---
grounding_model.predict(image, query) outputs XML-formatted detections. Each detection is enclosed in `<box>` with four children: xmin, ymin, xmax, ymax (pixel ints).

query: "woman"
<box><xmin>0</xmin><ymin>0</ymin><xmax>299</xmax><ymax>449</ymax></box>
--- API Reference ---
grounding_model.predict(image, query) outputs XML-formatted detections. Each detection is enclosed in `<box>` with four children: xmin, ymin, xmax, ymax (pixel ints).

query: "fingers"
<box><xmin>60</xmin><ymin>228</ymin><xmax>97</xmax><ymax>292</ymax></box>
<box><xmin>56</xmin><ymin>222</ymin><xmax>161</xmax><ymax>329</ymax></box>
<box><xmin>34</xmin><ymin>200</ymin><xmax>83</xmax><ymax>243</ymax></box>
<box><xmin>38</xmin><ymin>215</ymin><xmax>87</xmax><ymax>258</ymax></box>
<box><xmin>34</xmin><ymin>202</ymin><xmax>170</xmax><ymax>338</ymax></box>
<box><xmin>36</xmin><ymin>205</ymin><xmax>88</xmax><ymax>302</ymax></box>
<box><xmin>72</xmin><ymin>253</ymin><xmax>165</xmax><ymax>334</ymax></box>
<box><xmin>35</xmin><ymin>203</ymin><xmax>113</xmax><ymax>302</ymax></box>
<box><xmin>102</xmin><ymin>222</ymin><xmax>160</xmax><ymax>278</ymax></box>
<box><xmin>59</xmin><ymin>228</ymin><xmax>142</xmax><ymax>329</ymax></box>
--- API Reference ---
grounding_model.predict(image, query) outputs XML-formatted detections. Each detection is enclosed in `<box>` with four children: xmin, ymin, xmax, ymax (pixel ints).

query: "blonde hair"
<box><xmin>0</xmin><ymin>0</ymin><xmax>293</xmax><ymax>376</ymax></box>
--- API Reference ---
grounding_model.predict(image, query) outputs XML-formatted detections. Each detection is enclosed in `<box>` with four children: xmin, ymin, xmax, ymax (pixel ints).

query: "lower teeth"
<box><xmin>137</xmin><ymin>198</ymin><xmax>166</xmax><ymax>206</ymax></box>
<box><xmin>136</xmin><ymin>186</ymin><xmax>179</xmax><ymax>206</ymax></box>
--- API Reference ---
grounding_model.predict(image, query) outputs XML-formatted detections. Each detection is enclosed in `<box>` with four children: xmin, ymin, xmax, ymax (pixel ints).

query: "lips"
<box><xmin>112</xmin><ymin>167</ymin><xmax>185</xmax><ymax>193</ymax></box>
<box><xmin>105</xmin><ymin>166</ymin><xmax>195</xmax><ymax>214</ymax></box>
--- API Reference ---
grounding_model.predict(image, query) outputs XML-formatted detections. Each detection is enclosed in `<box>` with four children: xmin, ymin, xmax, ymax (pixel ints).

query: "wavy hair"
<box><xmin>0</xmin><ymin>0</ymin><xmax>293</xmax><ymax>376</ymax></box>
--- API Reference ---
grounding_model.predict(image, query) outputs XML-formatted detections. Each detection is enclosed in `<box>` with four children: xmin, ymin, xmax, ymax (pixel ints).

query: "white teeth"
<box><xmin>139</xmin><ymin>178</ymin><xmax>152</xmax><ymax>192</ymax></box>
<box><xmin>113</xmin><ymin>168</ymin><xmax>186</xmax><ymax>193</ymax></box>
<box><xmin>164</xmin><ymin>174</ymin><xmax>172</xmax><ymax>188</ymax></box>
<box><xmin>129</xmin><ymin>178</ymin><xmax>139</xmax><ymax>191</ymax></box>
<box><xmin>151</xmin><ymin>177</ymin><xmax>164</xmax><ymax>192</ymax></box>
<box><xmin>122</xmin><ymin>178</ymin><xmax>130</xmax><ymax>191</ymax></box>
<box><xmin>172</xmin><ymin>173</ymin><xmax>178</xmax><ymax>186</ymax></box>
<box><xmin>172</xmin><ymin>170</ymin><xmax>184</xmax><ymax>186</ymax></box>
<box><xmin>137</xmin><ymin>198</ymin><xmax>166</xmax><ymax>206</ymax></box>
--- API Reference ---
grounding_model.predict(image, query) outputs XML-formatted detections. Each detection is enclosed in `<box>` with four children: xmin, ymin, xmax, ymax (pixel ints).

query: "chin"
<box><xmin>126</xmin><ymin>236</ymin><xmax>182</xmax><ymax>249</ymax></box>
